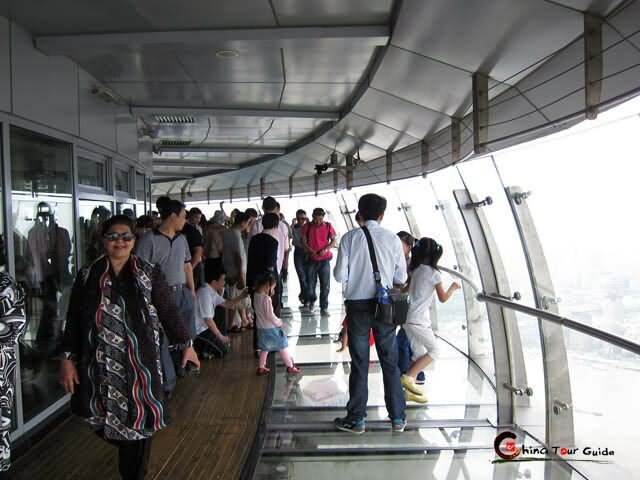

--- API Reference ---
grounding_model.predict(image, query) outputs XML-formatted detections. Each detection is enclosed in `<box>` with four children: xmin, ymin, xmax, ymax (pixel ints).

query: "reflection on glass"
<box><xmin>116</xmin><ymin>202</ymin><xmax>136</xmax><ymax>220</ymax></box>
<box><xmin>78</xmin><ymin>200</ymin><xmax>112</xmax><ymax>267</ymax></box>
<box><xmin>11</xmin><ymin>126</ymin><xmax>74</xmax><ymax>421</ymax></box>
<box><xmin>77</xmin><ymin>157</ymin><xmax>105</xmax><ymax>188</ymax></box>
<box><xmin>135</xmin><ymin>172</ymin><xmax>145</xmax><ymax>200</ymax></box>
<box><xmin>114</xmin><ymin>167</ymin><xmax>130</xmax><ymax>193</ymax></box>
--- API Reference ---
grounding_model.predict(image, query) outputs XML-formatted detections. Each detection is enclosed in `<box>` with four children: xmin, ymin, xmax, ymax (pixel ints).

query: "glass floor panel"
<box><xmin>268</xmin><ymin>404</ymin><xmax>497</xmax><ymax>425</ymax></box>
<box><xmin>255</xmin><ymin>451</ymin><xmax>585</xmax><ymax>480</ymax></box>
<box><xmin>263</xmin><ymin>426</ymin><xmax>512</xmax><ymax>453</ymax></box>
<box><xmin>272</xmin><ymin>358</ymin><xmax>496</xmax><ymax>410</ymax></box>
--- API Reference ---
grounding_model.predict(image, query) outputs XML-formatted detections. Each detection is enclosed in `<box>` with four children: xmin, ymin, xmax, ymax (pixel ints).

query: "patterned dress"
<box><xmin>62</xmin><ymin>255</ymin><xmax>188</xmax><ymax>441</ymax></box>
<box><xmin>0</xmin><ymin>273</ymin><xmax>27</xmax><ymax>472</ymax></box>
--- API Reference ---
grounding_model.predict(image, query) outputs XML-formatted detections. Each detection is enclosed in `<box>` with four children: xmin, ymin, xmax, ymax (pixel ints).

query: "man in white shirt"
<box><xmin>333</xmin><ymin>193</ymin><xmax>408</xmax><ymax>434</ymax></box>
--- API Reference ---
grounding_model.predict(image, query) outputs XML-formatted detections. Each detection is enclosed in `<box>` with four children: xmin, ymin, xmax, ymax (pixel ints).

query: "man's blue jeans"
<box><xmin>345</xmin><ymin>300</ymin><xmax>406</xmax><ymax>422</ymax></box>
<box><xmin>396</xmin><ymin>327</ymin><xmax>412</xmax><ymax>374</ymax></box>
<box><xmin>293</xmin><ymin>248</ymin><xmax>309</xmax><ymax>303</ymax></box>
<box><xmin>306</xmin><ymin>259</ymin><xmax>331</xmax><ymax>311</ymax></box>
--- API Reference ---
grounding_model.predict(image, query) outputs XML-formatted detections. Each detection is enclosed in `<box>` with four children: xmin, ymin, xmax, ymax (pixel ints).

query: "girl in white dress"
<box><xmin>400</xmin><ymin>238</ymin><xmax>460</xmax><ymax>403</ymax></box>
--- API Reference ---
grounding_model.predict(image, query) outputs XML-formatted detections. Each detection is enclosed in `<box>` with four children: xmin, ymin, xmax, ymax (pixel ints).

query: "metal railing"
<box><xmin>440</xmin><ymin>266</ymin><xmax>640</xmax><ymax>357</ymax></box>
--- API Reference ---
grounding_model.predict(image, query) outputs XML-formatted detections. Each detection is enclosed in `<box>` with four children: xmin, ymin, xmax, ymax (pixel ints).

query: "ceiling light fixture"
<box><xmin>215</xmin><ymin>49</ymin><xmax>239</xmax><ymax>58</ymax></box>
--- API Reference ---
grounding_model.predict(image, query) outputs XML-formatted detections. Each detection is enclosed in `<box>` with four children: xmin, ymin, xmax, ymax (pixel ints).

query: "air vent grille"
<box><xmin>159</xmin><ymin>139</ymin><xmax>193</xmax><ymax>146</ymax></box>
<box><xmin>154</xmin><ymin>115</ymin><xmax>195</xmax><ymax>124</ymax></box>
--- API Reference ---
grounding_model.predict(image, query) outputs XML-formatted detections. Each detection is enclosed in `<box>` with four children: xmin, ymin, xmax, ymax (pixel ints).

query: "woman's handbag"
<box><xmin>361</xmin><ymin>226</ymin><xmax>410</xmax><ymax>326</ymax></box>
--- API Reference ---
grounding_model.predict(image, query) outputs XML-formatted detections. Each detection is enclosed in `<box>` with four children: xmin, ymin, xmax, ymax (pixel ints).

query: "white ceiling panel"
<box><xmin>543</xmin><ymin>0</ymin><xmax>625</xmax><ymax>15</ymax></box>
<box><xmin>69</xmin><ymin>47</ymin><xmax>191</xmax><ymax>82</ymax></box>
<box><xmin>335</xmin><ymin>112</ymin><xmax>418</xmax><ymax>152</ymax></box>
<box><xmin>372</xmin><ymin>47</ymin><xmax>472</xmax><ymax>117</ymax></box>
<box><xmin>280</xmin><ymin>83</ymin><xmax>357</xmax><ymax>109</ymax></box>
<box><xmin>283</xmin><ymin>42</ymin><xmax>377</xmax><ymax>83</ymax></box>
<box><xmin>353</xmin><ymin>88</ymin><xmax>450</xmax><ymax>139</ymax></box>
<box><xmin>124</xmin><ymin>0</ymin><xmax>275</xmax><ymax>30</ymax></box>
<box><xmin>315</xmin><ymin>129</ymin><xmax>386</xmax><ymax>160</ymax></box>
<box><xmin>272</xmin><ymin>0</ymin><xmax>393</xmax><ymax>26</ymax></box>
<box><xmin>108</xmin><ymin>82</ymin><xmax>205</xmax><ymax>106</ymax></box>
<box><xmin>392</xmin><ymin>0</ymin><xmax>582</xmax><ymax>83</ymax></box>
<box><xmin>196</xmin><ymin>82</ymin><xmax>283</xmax><ymax>108</ymax></box>
<box><xmin>607</xmin><ymin>0</ymin><xmax>640</xmax><ymax>50</ymax></box>
<box><xmin>179</xmin><ymin>45</ymin><xmax>284</xmax><ymax>82</ymax></box>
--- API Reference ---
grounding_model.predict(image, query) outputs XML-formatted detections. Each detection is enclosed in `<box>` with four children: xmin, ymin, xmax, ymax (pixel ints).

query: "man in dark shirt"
<box><xmin>247</xmin><ymin>213</ymin><xmax>279</xmax><ymax>355</ymax></box>
<box><xmin>182</xmin><ymin>207</ymin><xmax>204</xmax><ymax>288</ymax></box>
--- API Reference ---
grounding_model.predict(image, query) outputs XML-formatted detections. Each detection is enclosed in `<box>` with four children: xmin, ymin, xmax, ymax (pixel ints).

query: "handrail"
<box><xmin>440</xmin><ymin>266</ymin><xmax>640</xmax><ymax>357</ymax></box>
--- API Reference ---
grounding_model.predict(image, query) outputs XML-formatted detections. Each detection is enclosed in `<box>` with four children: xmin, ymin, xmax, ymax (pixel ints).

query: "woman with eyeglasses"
<box><xmin>59</xmin><ymin>215</ymin><xmax>199</xmax><ymax>480</ymax></box>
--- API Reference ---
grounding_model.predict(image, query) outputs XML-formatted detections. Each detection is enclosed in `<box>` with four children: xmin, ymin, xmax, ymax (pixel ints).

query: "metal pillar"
<box><xmin>333</xmin><ymin>170</ymin><xmax>339</xmax><ymax>193</ymax></box>
<box><xmin>472</xmin><ymin>73</ymin><xmax>489</xmax><ymax>154</ymax></box>
<box><xmin>454</xmin><ymin>189</ymin><xmax>530</xmax><ymax>426</ymax></box>
<box><xmin>386</xmin><ymin>150</ymin><xmax>392</xmax><ymax>184</ymax></box>
<box><xmin>584</xmin><ymin>13</ymin><xmax>603</xmax><ymax>120</ymax></box>
<box><xmin>314</xmin><ymin>174</ymin><xmax>319</xmax><ymax>197</ymax></box>
<box><xmin>505</xmin><ymin>186</ymin><xmax>575</xmax><ymax>447</ymax></box>
<box><xmin>420</xmin><ymin>141</ymin><xmax>429</xmax><ymax>178</ymax></box>
<box><xmin>451</xmin><ymin>118</ymin><xmax>461</xmax><ymax>162</ymax></box>
<box><xmin>260</xmin><ymin>177</ymin><xmax>265</xmax><ymax>198</ymax></box>
<box><xmin>346</xmin><ymin>154</ymin><xmax>354</xmax><ymax>190</ymax></box>
<box><xmin>289</xmin><ymin>176</ymin><xmax>294</xmax><ymax>199</ymax></box>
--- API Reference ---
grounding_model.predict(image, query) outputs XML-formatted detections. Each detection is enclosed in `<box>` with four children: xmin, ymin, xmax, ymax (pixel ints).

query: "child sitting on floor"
<box><xmin>195</xmin><ymin>262</ymin><xmax>248</xmax><ymax>359</ymax></box>
<box><xmin>254</xmin><ymin>273</ymin><xmax>300</xmax><ymax>375</ymax></box>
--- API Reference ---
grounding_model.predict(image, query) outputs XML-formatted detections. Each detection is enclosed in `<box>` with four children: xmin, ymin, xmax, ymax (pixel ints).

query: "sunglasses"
<box><xmin>104</xmin><ymin>232</ymin><xmax>135</xmax><ymax>242</ymax></box>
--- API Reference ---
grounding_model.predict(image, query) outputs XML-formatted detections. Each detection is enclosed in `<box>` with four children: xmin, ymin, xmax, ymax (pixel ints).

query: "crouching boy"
<box><xmin>196</xmin><ymin>262</ymin><xmax>248</xmax><ymax>359</ymax></box>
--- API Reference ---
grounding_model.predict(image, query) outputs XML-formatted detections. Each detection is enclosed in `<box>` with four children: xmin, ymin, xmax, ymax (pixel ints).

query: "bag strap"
<box><xmin>361</xmin><ymin>226</ymin><xmax>383</xmax><ymax>289</ymax></box>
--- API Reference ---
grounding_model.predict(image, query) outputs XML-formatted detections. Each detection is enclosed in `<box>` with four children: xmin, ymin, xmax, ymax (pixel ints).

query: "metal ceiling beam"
<box><xmin>36</xmin><ymin>25</ymin><xmax>390</xmax><ymax>54</ymax></box>
<box><xmin>157</xmin><ymin>145</ymin><xmax>286</xmax><ymax>155</ymax></box>
<box><xmin>153</xmin><ymin>159</ymin><xmax>240</xmax><ymax>169</ymax></box>
<box><xmin>133</xmin><ymin>106</ymin><xmax>339</xmax><ymax>121</ymax></box>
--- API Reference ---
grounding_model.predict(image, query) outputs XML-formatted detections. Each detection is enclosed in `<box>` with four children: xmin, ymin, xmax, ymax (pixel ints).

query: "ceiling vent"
<box><xmin>159</xmin><ymin>139</ymin><xmax>193</xmax><ymax>146</ymax></box>
<box><xmin>154</xmin><ymin>115</ymin><xmax>195</xmax><ymax>124</ymax></box>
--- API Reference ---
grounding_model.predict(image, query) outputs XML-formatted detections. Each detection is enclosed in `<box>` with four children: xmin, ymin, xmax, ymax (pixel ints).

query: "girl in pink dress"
<box><xmin>254</xmin><ymin>274</ymin><xmax>300</xmax><ymax>375</ymax></box>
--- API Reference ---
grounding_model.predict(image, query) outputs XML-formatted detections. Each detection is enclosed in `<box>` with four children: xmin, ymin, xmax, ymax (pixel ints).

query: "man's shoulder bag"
<box><xmin>361</xmin><ymin>226</ymin><xmax>410</xmax><ymax>326</ymax></box>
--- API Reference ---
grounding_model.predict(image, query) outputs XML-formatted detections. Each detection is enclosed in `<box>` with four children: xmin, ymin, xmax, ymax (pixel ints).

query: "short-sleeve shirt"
<box><xmin>181</xmin><ymin>223</ymin><xmax>203</xmax><ymax>256</ymax></box>
<box><xmin>195</xmin><ymin>284</ymin><xmax>225</xmax><ymax>335</ymax></box>
<box><xmin>135</xmin><ymin>230</ymin><xmax>191</xmax><ymax>286</ymax></box>
<box><xmin>406</xmin><ymin>265</ymin><xmax>442</xmax><ymax>326</ymax></box>
<box><xmin>222</xmin><ymin>228</ymin><xmax>246</xmax><ymax>281</ymax></box>
<box><xmin>301</xmin><ymin>222</ymin><xmax>336</xmax><ymax>261</ymax></box>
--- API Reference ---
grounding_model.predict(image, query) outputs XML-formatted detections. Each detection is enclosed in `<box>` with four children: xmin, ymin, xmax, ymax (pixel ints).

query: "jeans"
<box><xmin>169</xmin><ymin>284</ymin><xmax>195</xmax><ymax>341</ymax></box>
<box><xmin>293</xmin><ymin>248</ymin><xmax>309</xmax><ymax>303</ymax></box>
<box><xmin>306</xmin><ymin>260</ymin><xmax>331</xmax><ymax>311</ymax></box>
<box><xmin>396</xmin><ymin>327</ymin><xmax>412</xmax><ymax>374</ymax></box>
<box><xmin>345</xmin><ymin>300</ymin><xmax>406</xmax><ymax>422</ymax></box>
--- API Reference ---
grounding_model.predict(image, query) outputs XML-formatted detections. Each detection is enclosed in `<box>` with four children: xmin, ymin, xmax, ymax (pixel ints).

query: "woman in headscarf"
<box><xmin>59</xmin><ymin>215</ymin><xmax>199</xmax><ymax>480</ymax></box>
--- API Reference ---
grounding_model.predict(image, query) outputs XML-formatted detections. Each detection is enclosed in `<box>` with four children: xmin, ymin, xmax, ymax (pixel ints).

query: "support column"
<box><xmin>289</xmin><ymin>176</ymin><xmax>294</xmax><ymax>199</ymax></box>
<box><xmin>229</xmin><ymin>187</ymin><xmax>233</xmax><ymax>203</ymax></box>
<box><xmin>246</xmin><ymin>184</ymin><xmax>251</xmax><ymax>202</ymax></box>
<box><xmin>314</xmin><ymin>174</ymin><xmax>319</xmax><ymax>197</ymax></box>
<box><xmin>584</xmin><ymin>13</ymin><xmax>603</xmax><ymax>120</ymax></box>
<box><xmin>472</xmin><ymin>73</ymin><xmax>489</xmax><ymax>154</ymax></box>
<box><xmin>260</xmin><ymin>177</ymin><xmax>265</xmax><ymax>199</ymax></box>
<box><xmin>420</xmin><ymin>141</ymin><xmax>429</xmax><ymax>178</ymax></box>
<box><xmin>386</xmin><ymin>150</ymin><xmax>392</xmax><ymax>184</ymax></box>
<box><xmin>346</xmin><ymin>154</ymin><xmax>354</xmax><ymax>190</ymax></box>
<box><xmin>451</xmin><ymin>118</ymin><xmax>461</xmax><ymax>162</ymax></box>
<box><xmin>333</xmin><ymin>170</ymin><xmax>339</xmax><ymax>193</ymax></box>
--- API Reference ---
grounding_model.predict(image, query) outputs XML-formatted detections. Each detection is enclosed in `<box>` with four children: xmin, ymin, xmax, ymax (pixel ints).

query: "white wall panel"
<box><xmin>115</xmin><ymin>107</ymin><xmax>138</xmax><ymax>161</ymax></box>
<box><xmin>0</xmin><ymin>17</ymin><xmax>10</xmax><ymax>113</ymax></box>
<box><xmin>78</xmin><ymin>69</ymin><xmax>117</xmax><ymax>150</ymax></box>
<box><xmin>11</xmin><ymin>21</ymin><xmax>79</xmax><ymax>135</ymax></box>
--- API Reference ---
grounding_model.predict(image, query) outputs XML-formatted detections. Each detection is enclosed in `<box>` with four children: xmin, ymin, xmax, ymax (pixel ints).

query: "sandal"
<box><xmin>286</xmin><ymin>365</ymin><xmax>301</xmax><ymax>374</ymax></box>
<box><xmin>256</xmin><ymin>366</ymin><xmax>270</xmax><ymax>375</ymax></box>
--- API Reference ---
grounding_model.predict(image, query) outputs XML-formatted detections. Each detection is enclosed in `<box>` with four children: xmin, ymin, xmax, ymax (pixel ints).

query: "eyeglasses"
<box><xmin>104</xmin><ymin>232</ymin><xmax>136</xmax><ymax>242</ymax></box>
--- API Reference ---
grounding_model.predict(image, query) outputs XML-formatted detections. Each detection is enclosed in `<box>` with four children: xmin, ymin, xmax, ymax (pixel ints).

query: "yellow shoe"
<box><xmin>404</xmin><ymin>389</ymin><xmax>428</xmax><ymax>404</ymax></box>
<box><xmin>401</xmin><ymin>374</ymin><xmax>423</xmax><ymax>395</ymax></box>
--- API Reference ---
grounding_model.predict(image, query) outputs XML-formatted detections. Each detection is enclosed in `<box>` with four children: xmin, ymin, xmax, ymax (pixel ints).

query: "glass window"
<box><xmin>135</xmin><ymin>172</ymin><xmax>145</xmax><ymax>200</ymax></box>
<box><xmin>77</xmin><ymin>157</ymin><xmax>105</xmax><ymax>188</ymax></box>
<box><xmin>494</xmin><ymin>102</ymin><xmax>640</xmax><ymax>344</ymax></box>
<box><xmin>10</xmin><ymin>126</ymin><xmax>74</xmax><ymax>422</ymax></box>
<box><xmin>116</xmin><ymin>202</ymin><xmax>136</xmax><ymax>220</ymax></box>
<box><xmin>115</xmin><ymin>167</ymin><xmax>130</xmax><ymax>193</ymax></box>
<box><xmin>78</xmin><ymin>200</ymin><xmax>112</xmax><ymax>267</ymax></box>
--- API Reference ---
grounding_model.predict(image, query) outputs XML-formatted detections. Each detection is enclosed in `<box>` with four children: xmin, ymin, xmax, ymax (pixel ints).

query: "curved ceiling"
<box><xmin>9</xmin><ymin>0</ymin><xmax>640</xmax><ymax>199</ymax></box>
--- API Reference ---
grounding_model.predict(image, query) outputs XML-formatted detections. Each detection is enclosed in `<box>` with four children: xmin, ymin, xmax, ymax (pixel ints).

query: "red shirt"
<box><xmin>301</xmin><ymin>221</ymin><xmax>336</xmax><ymax>261</ymax></box>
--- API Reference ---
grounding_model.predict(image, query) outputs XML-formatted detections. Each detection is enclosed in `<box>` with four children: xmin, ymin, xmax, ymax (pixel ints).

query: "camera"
<box><xmin>314</xmin><ymin>163</ymin><xmax>329</xmax><ymax>175</ymax></box>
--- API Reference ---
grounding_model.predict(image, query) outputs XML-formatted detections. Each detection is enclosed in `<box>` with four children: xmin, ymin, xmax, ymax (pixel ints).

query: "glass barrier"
<box><xmin>78</xmin><ymin>200</ymin><xmax>112</xmax><ymax>267</ymax></box>
<box><xmin>494</xmin><ymin>110</ymin><xmax>640</xmax><ymax>345</ymax></box>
